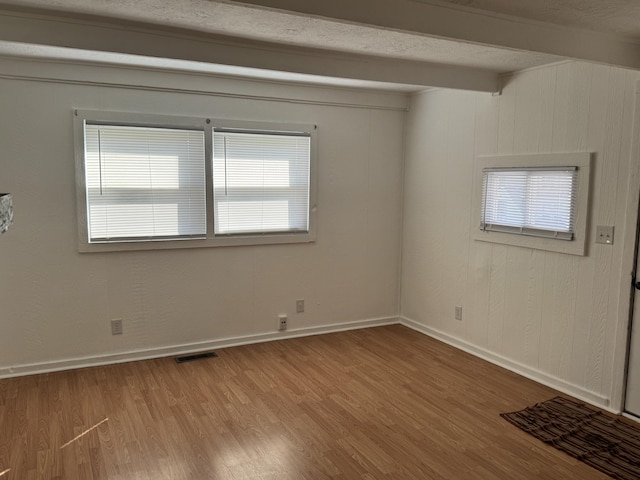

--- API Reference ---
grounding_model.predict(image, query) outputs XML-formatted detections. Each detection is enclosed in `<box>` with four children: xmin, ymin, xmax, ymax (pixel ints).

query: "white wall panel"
<box><xmin>0</xmin><ymin>59</ymin><xmax>405</xmax><ymax>373</ymax></box>
<box><xmin>401</xmin><ymin>61</ymin><xmax>640</xmax><ymax>409</ymax></box>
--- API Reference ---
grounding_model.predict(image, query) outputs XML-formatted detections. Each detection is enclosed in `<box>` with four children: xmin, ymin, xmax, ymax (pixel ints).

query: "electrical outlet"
<box><xmin>278</xmin><ymin>314</ymin><xmax>287</xmax><ymax>331</ymax></box>
<box><xmin>296</xmin><ymin>299</ymin><xmax>305</xmax><ymax>313</ymax></box>
<box><xmin>595</xmin><ymin>225</ymin><xmax>614</xmax><ymax>245</ymax></box>
<box><xmin>455</xmin><ymin>306</ymin><xmax>463</xmax><ymax>321</ymax></box>
<box><xmin>111</xmin><ymin>318</ymin><xmax>123</xmax><ymax>335</ymax></box>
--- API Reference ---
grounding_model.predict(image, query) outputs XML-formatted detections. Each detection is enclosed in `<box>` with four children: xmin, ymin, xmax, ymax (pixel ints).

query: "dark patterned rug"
<box><xmin>501</xmin><ymin>396</ymin><xmax>640</xmax><ymax>480</ymax></box>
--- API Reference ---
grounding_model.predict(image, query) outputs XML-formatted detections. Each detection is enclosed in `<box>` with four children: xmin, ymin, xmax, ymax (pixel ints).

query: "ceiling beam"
<box><xmin>231</xmin><ymin>0</ymin><xmax>640</xmax><ymax>70</ymax></box>
<box><xmin>0</xmin><ymin>9</ymin><xmax>499</xmax><ymax>92</ymax></box>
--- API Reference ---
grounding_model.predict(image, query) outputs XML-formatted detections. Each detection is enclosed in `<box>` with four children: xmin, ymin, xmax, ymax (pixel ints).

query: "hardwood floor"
<box><xmin>0</xmin><ymin>325</ymin><xmax>610</xmax><ymax>479</ymax></box>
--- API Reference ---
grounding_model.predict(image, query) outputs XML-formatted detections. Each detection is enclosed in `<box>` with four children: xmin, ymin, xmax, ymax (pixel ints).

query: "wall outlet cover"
<box><xmin>278</xmin><ymin>314</ymin><xmax>287</xmax><ymax>331</ymax></box>
<box><xmin>111</xmin><ymin>319</ymin><xmax>123</xmax><ymax>335</ymax></box>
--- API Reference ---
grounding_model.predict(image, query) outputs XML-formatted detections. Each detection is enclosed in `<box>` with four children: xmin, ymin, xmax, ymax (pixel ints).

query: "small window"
<box><xmin>481</xmin><ymin>167</ymin><xmax>578</xmax><ymax>240</ymax></box>
<box><xmin>472</xmin><ymin>153</ymin><xmax>591</xmax><ymax>256</ymax></box>
<box><xmin>74</xmin><ymin>111</ymin><xmax>317</xmax><ymax>252</ymax></box>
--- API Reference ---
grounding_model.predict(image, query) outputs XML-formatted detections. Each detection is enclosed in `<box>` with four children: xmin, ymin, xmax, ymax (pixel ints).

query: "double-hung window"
<box><xmin>74</xmin><ymin>111</ymin><xmax>316</xmax><ymax>252</ymax></box>
<box><xmin>473</xmin><ymin>153</ymin><xmax>591</xmax><ymax>256</ymax></box>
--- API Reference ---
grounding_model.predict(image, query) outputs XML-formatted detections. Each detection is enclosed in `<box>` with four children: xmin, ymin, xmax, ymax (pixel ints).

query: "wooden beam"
<box><xmin>232</xmin><ymin>0</ymin><xmax>640</xmax><ymax>70</ymax></box>
<box><xmin>0</xmin><ymin>9</ymin><xmax>499</xmax><ymax>92</ymax></box>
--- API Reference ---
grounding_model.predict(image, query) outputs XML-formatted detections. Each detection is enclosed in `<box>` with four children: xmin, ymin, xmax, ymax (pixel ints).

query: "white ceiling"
<box><xmin>0</xmin><ymin>0</ymin><xmax>638</xmax><ymax>92</ymax></box>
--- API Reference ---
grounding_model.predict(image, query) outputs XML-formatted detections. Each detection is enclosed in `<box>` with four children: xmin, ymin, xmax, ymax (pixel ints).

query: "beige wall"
<box><xmin>4</xmin><ymin>55</ymin><xmax>640</xmax><ymax>412</ymax></box>
<box><xmin>0</xmin><ymin>58</ymin><xmax>405</xmax><ymax>375</ymax></box>
<box><xmin>401</xmin><ymin>61</ymin><xmax>640</xmax><ymax>410</ymax></box>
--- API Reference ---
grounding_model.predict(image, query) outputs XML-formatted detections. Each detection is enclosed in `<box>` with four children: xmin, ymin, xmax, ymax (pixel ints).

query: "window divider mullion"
<box><xmin>203</xmin><ymin>120</ymin><xmax>215</xmax><ymax>239</ymax></box>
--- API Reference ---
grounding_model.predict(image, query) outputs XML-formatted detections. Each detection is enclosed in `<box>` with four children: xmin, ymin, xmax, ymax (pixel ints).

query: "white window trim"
<box><xmin>472</xmin><ymin>152</ymin><xmax>592</xmax><ymax>256</ymax></box>
<box><xmin>74</xmin><ymin>110</ymin><xmax>317</xmax><ymax>252</ymax></box>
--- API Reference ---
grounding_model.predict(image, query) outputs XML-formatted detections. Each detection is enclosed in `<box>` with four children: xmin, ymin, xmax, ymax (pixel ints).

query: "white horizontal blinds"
<box><xmin>481</xmin><ymin>167</ymin><xmax>578</xmax><ymax>240</ymax></box>
<box><xmin>213</xmin><ymin>129</ymin><xmax>310</xmax><ymax>235</ymax></box>
<box><xmin>84</xmin><ymin>124</ymin><xmax>206</xmax><ymax>242</ymax></box>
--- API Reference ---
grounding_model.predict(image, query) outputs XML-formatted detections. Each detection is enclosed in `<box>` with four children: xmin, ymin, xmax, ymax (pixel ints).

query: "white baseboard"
<box><xmin>1</xmin><ymin>315</ymin><xmax>616</xmax><ymax>414</ymax></box>
<box><xmin>400</xmin><ymin>316</ymin><xmax>615</xmax><ymax>413</ymax></box>
<box><xmin>0</xmin><ymin>316</ymin><xmax>400</xmax><ymax>379</ymax></box>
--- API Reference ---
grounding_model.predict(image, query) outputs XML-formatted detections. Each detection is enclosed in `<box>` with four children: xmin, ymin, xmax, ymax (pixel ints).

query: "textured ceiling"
<box><xmin>0</xmin><ymin>0</ymin><xmax>563</xmax><ymax>73</ymax></box>
<box><xmin>1</xmin><ymin>0</ymin><xmax>638</xmax><ymax>91</ymax></box>
<box><xmin>432</xmin><ymin>0</ymin><xmax>640</xmax><ymax>38</ymax></box>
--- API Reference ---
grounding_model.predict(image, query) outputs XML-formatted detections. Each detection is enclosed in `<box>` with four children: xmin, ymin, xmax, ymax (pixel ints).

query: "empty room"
<box><xmin>2</xmin><ymin>1</ymin><xmax>640</xmax><ymax>479</ymax></box>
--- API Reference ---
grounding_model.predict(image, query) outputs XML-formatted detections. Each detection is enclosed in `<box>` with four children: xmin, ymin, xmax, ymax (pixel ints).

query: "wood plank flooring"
<box><xmin>0</xmin><ymin>325</ymin><xmax>611</xmax><ymax>479</ymax></box>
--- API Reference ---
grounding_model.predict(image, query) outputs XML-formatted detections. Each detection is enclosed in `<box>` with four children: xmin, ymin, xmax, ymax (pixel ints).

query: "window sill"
<box><xmin>78</xmin><ymin>229</ymin><xmax>317</xmax><ymax>253</ymax></box>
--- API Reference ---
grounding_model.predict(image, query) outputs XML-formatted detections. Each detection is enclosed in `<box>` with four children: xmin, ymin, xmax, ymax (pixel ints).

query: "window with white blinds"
<box><xmin>481</xmin><ymin>167</ymin><xmax>578</xmax><ymax>240</ymax></box>
<box><xmin>75</xmin><ymin>111</ymin><xmax>316</xmax><ymax>252</ymax></box>
<box><xmin>213</xmin><ymin>129</ymin><xmax>310</xmax><ymax>236</ymax></box>
<box><xmin>84</xmin><ymin>124</ymin><xmax>206</xmax><ymax>242</ymax></box>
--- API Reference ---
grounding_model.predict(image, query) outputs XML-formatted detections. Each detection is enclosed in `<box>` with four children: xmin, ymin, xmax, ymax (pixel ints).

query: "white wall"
<box><xmin>0</xmin><ymin>58</ymin><xmax>405</xmax><ymax>375</ymax></box>
<box><xmin>401</xmin><ymin>61</ymin><xmax>640</xmax><ymax>410</ymax></box>
<box><xmin>5</xmin><ymin>54</ymin><xmax>640</xmax><ymax>412</ymax></box>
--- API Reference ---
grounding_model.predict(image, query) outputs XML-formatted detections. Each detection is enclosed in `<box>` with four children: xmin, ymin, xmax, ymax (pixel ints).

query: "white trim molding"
<box><xmin>0</xmin><ymin>316</ymin><xmax>400</xmax><ymax>379</ymax></box>
<box><xmin>400</xmin><ymin>316</ymin><xmax>614</xmax><ymax>413</ymax></box>
<box><xmin>0</xmin><ymin>57</ymin><xmax>409</xmax><ymax>112</ymax></box>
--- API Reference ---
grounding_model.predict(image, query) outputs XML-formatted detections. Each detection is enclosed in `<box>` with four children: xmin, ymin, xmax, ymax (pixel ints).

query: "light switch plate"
<box><xmin>595</xmin><ymin>225</ymin><xmax>614</xmax><ymax>245</ymax></box>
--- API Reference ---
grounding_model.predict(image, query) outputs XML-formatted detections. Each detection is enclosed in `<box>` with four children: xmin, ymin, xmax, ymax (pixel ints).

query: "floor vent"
<box><xmin>175</xmin><ymin>352</ymin><xmax>218</xmax><ymax>364</ymax></box>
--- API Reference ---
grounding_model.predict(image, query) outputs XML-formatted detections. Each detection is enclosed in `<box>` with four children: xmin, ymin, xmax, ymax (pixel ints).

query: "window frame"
<box><xmin>74</xmin><ymin>110</ymin><xmax>317</xmax><ymax>252</ymax></box>
<box><xmin>472</xmin><ymin>152</ymin><xmax>592</xmax><ymax>256</ymax></box>
<box><xmin>480</xmin><ymin>166</ymin><xmax>578</xmax><ymax>240</ymax></box>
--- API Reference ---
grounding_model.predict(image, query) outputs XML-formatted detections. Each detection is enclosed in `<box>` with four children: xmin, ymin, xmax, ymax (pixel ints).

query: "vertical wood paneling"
<box><xmin>535</xmin><ymin>66</ymin><xmax>558</xmax><ymax>372</ymax></box>
<box><xmin>513</xmin><ymin>68</ymin><xmax>543</xmax><ymax>153</ymax></box>
<box><xmin>466</xmin><ymin>242</ymin><xmax>492</xmax><ymax>347</ymax></box>
<box><xmin>571</xmin><ymin>64</ymin><xmax>609</xmax><ymax>387</ymax></box>
<box><xmin>586</xmin><ymin>68</ymin><xmax>625</xmax><ymax>394</ymax></box>
<box><xmin>537</xmin><ymin>253</ymin><xmax>557</xmax><ymax>373</ymax></box>
<box><xmin>486</xmin><ymin>246</ymin><xmax>506</xmax><ymax>353</ymax></box>
<box><xmin>402</xmin><ymin>61</ymin><xmax>640</xmax><ymax>407</ymax></box>
<box><xmin>466</xmin><ymin>93</ymin><xmax>499</xmax><ymax>348</ymax></box>
<box><xmin>522</xmin><ymin>249</ymin><xmax>544</xmax><ymax>366</ymax></box>
<box><xmin>497</xmin><ymin>75</ymin><xmax>517</xmax><ymax>155</ymax></box>
<box><xmin>537</xmin><ymin>67</ymin><xmax>557</xmax><ymax>152</ymax></box>
<box><xmin>508</xmin><ymin>67</ymin><xmax>546</xmax><ymax>366</ymax></box>
<box><xmin>603</xmin><ymin>69</ymin><xmax>639</xmax><ymax>396</ymax></box>
<box><xmin>447</xmin><ymin>91</ymin><xmax>477</xmax><ymax>338</ymax></box>
<box><xmin>550</xmin><ymin>255</ymin><xmax>578</xmax><ymax>379</ymax></box>
<box><xmin>424</xmin><ymin>91</ymin><xmax>452</xmax><ymax>331</ymax></box>
<box><xmin>485</xmin><ymin>77</ymin><xmax>518</xmax><ymax>353</ymax></box>
<box><xmin>501</xmin><ymin>248</ymin><xmax>532</xmax><ymax>362</ymax></box>
<box><xmin>609</xmin><ymin>70</ymin><xmax>640</xmax><ymax>408</ymax></box>
<box><xmin>549</xmin><ymin>62</ymin><xmax>591</xmax><ymax>380</ymax></box>
<box><xmin>539</xmin><ymin>63</ymin><xmax>577</xmax><ymax>378</ymax></box>
<box><xmin>551</xmin><ymin>63</ymin><xmax>571</xmax><ymax>151</ymax></box>
<box><xmin>401</xmin><ymin>91</ymin><xmax>448</xmax><ymax>325</ymax></box>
